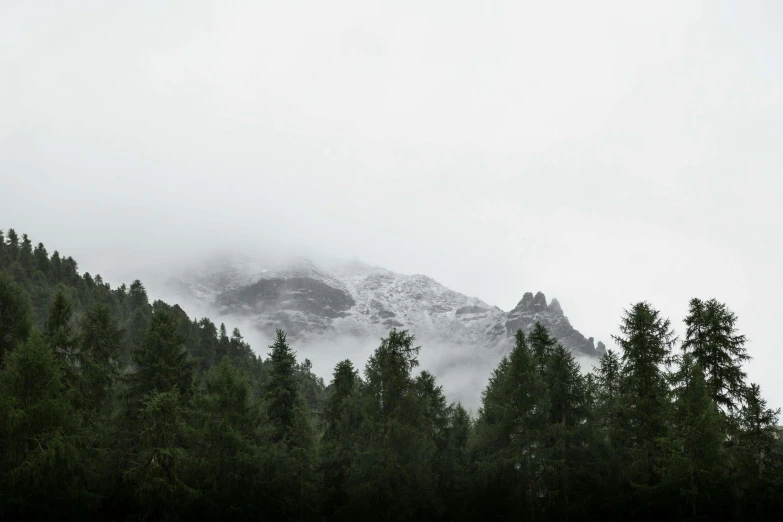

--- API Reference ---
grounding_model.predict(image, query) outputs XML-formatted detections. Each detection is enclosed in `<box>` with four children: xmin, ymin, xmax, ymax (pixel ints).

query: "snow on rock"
<box><xmin>167</xmin><ymin>256</ymin><xmax>605</xmax><ymax>358</ymax></box>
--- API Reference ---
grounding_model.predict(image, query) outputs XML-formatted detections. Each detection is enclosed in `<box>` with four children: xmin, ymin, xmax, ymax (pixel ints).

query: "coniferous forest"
<box><xmin>0</xmin><ymin>228</ymin><xmax>781</xmax><ymax>521</ymax></box>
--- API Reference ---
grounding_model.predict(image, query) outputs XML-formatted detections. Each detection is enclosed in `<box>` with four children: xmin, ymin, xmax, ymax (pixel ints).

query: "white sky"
<box><xmin>2</xmin><ymin>0</ymin><xmax>782</xmax><ymax>408</ymax></box>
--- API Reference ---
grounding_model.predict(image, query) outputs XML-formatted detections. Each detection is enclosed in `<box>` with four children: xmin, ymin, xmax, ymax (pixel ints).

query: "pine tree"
<box><xmin>682</xmin><ymin>298</ymin><xmax>750</xmax><ymax>416</ymax></box>
<box><xmin>0</xmin><ymin>333</ymin><xmax>81</xmax><ymax>518</ymax></box>
<box><xmin>6</xmin><ymin>228</ymin><xmax>19</xmax><ymax>254</ymax></box>
<box><xmin>186</xmin><ymin>359</ymin><xmax>273</xmax><ymax>520</ymax></box>
<box><xmin>192</xmin><ymin>317</ymin><xmax>218</xmax><ymax>373</ymax></box>
<box><xmin>529</xmin><ymin>321</ymin><xmax>558</xmax><ymax>376</ymax></box>
<box><xmin>660</xmin><ymin>354</ymin><xmax>726</xmax><ymax>518</ymax></box>
<box><xmin>341</xmin><ymin>329</ymin><xmax>439</xmax><ymax>521</ymax></box>
<box><xmin>0</xmin><ymin>271</ymin><xmax>33</xmax><ymax>361</ymax></box>
<box><xmin>444</xmin><ymin>402</ymin><xmax>473</xmax><ymax>521</ymax></box>
<box><xmin>472</xmin><ymin>329</ymin><xmax>548</xmax><ymax>519</ymax></box>
<box><xmin>45</xmin><ymin>290</ymin><xmax>77</xmax><ymax>363</ymax></box>
<box><xmin>263</xmin><ymin>329</ymin><xmax>316</xmax><ymax>520</ymax></box>
<box><xmin>126</xmin><ymin>308</ymin><xmax>194</xmax><ymax>407</ymax></box>
<box><xmin>595</xmin><ymin>349</ymin><xmax>621</xmax><ymax>436</ymax></box>
<box><xmin>78</xmin><ymin>303</ymin><xmax>125</xmax><ymax>412</ymax></box>
<box><xmin>541</xmin><ymin>343</ymin><xmax>590</xmax><ymax>516</ymax></box>
<box><xmin>122</xmin><ymin>387</ymin><xmax>194</xmax><ymax>520</ymax></box>
<box><xmin>19</xmin><ymin>233</ymin><xmax>33</xmax><ymax>271</ymax></box>
<box><xmin>734</xmin><ymin>383</ymin><xmax>782</xmax><ymax>516</ymax></box>
<box><xmin>33</xmin><ymin>242</ymin><xmax>49</xmax><ymax>275</ymax></box>
<box><xmin>321</xmin><ymin>359</ymin><xmax>361</xmax><ymax>517</ymax></box>
<box><xmin>612</xmin><ymin>302</ymin><xmax>676</xmax><ymax>515</ymax></box>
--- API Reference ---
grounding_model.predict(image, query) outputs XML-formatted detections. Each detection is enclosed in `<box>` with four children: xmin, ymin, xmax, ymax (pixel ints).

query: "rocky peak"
<box><xmin>505</xmin><ymin>290</ymin><xmax>603</xmax><ymax>357</ymax></box>
<box><xmin>532</xmin><ymin>291</ymin><xmax>548</xmax><ymax>312</ymax></box>
<box><xmin>518</xmin><ymin>292</ymin><xmax>535</xmax><ymax>310</ymax></box>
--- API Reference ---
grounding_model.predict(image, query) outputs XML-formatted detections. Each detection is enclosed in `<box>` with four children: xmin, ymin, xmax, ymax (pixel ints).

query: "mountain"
<box><xmin>167</xmin><ymin>254</ymin><xmax>606</xmax><ymax>358</ymax></box>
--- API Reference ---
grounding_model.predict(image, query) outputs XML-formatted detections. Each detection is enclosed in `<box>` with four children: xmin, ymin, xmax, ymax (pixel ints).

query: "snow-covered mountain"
<box><xmin>166</xmin><ymin>254</ymin><xmax>606</xmax><ymax>358</ymax></box>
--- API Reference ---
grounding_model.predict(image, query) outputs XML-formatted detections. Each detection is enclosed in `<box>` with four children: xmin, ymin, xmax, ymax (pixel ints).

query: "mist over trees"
<box><xmin>1</xmin><ymin>229</ymin><xmax>781</xmax><ymax>521</ymax></box>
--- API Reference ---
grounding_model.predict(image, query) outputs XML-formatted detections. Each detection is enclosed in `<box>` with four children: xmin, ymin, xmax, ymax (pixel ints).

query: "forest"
<box><xmin>0</xmin><ymin>227</ymin><xmax>781</xmax><ymax>521</ymax></box>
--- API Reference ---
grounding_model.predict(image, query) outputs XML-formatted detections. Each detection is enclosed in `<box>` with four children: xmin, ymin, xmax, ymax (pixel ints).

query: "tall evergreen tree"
<box><xmin>341</xmin><ymin>329</ymin><xmax>439</xmax><ymax>521</ymax></box>
<box><xmin>612</xmin><ymin>302</ymin><xmax>676</xmax><ymax>516</ymax></box>
<box><xmin>540</xmin><ymin>343</ymin><xmax>590</xmax><ymax>516</ymax></box>
<box><xmin>734</xmin><ymin>383</ymin><xmax>782</xmax><ymax>516</ymax></box>
<box><xmin>472</xmin><ymin>329</ymin><xmax>548</xmax><ymax>519</ymax></box>
<box><xmin>0</xmin><ymin>333</ymin><xmax>82</xmax><ymax>518</ymax></box>
<box><xmin>682</xmin><ymin>298</ymin><xmax>750</xmax><ymax>415</ymax></box>
<box><xmin>186</xmin><ymin>359</ymin><xmax>273</xmax><ymax>520</ymax></box>
<box><xmin>33</xmin><ymin>242</ymin><xmax>49</xmax><ymax>275</ymax></box>
<box><xmin>126</xmin><ymin>308</ymin><xmax>194</xmax><ymax>406</ymax></box>
<box><xmin>123</xmin><ymin>387</ymin><xmax>194</xmax><ymax>520</ymax></box>
<box><xmin>6</xmin><ymin>228</ymin><xmax>19</xmax><ymax>254</ymax></box>
<box><xmin>660</xmin><ymin>354</ymin><xmax>726</xmax><ymax>518</ymax></box>
<box><xmin>263</xmin><ymin>329</ymin><xmax>316</xmax><ymax>521</ymax></box>
<box><xmin>78</xmin><ymin>303</ymin><xmax>125</xmax><ymax>412</ymax></box>
<box><xmin>45</xmin><ymin>290</ymin><xmax>76</xmax><ymax>354</ymax></box>
<box><xmin>321</xmin><ymin>359</ymin><xmax>361</xmax><ymax>517</ymax></box>
<box><xmin>528</xmin><ymin>321</ymin><xmax>558</xmax><ymax>376</ymax></box>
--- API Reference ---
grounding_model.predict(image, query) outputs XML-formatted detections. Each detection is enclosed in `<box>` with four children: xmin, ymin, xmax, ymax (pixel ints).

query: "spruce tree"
<box><xmin>321</xmin><ymin>359</ymin><xmax>361</xmax><ymax>517</ymax></box>
<box><xmin>263</xmin><ymin>329</ymin><xmax>316</xmax><ymax>520</ymax></box>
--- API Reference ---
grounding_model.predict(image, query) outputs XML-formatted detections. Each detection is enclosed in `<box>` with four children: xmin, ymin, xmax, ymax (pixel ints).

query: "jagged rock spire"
<box><xmin>548</xmin><ymin>298</ymin><xmax>563</xmax><ymax>316</ymax></box>
<box><xmin>532</xmin><ymin>291</ymin><xmax>548</xmax><ymax>312</ymax></box>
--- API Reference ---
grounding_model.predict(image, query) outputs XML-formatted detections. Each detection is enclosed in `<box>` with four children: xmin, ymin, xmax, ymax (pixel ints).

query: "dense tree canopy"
<box><xmin>0</xmin><ymin>229</ymin><xmax>781</xmax><ymax>521</ymax></box>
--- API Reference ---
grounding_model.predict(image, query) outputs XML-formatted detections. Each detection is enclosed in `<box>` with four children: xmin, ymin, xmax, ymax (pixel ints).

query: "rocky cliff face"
<box><xmin>505</xmin><ymin>292</ymin><xmax>604</xmax><ymax>356</ymax></box>
<box><xmin>168</xmin><ymin>255</ymin><xmax>606</xmax><ymax>358</ymax></box>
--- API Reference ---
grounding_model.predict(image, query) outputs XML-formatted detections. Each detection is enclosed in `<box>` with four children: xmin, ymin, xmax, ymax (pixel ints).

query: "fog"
<box><xmin>2</xmin><ymin>1</ymin><xmax>783</xmax><ymax>408</ymax></box>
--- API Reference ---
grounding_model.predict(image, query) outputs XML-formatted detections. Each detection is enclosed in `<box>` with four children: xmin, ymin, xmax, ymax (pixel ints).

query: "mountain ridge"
<box><xmin>167</xmin><ymin>255</ymin><xmax>606</xmax><ymax>358</ymax></box>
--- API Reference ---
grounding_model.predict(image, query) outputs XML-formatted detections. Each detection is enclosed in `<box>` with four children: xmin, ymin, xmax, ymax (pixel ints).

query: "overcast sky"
<box><xmin>2</xmin><ymin>0</ymin><xmax>782</xmax><ymax>406</ymax></box>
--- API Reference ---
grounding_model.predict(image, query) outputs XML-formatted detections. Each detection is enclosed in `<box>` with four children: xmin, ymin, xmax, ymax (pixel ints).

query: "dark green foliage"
<box><xmin>320</xmin><ymin>359</ymin><xmax>361</xmax><ymax>516</ymax></box>
<box><xmin>612</xmin><ymin>302</ymin><xmax>677</xmax><ymax>514</ymax></box>
<box><xmin>472</xmin><ymin>329</ymin><xmax>548</xmax><ymax>519</ymax></box>
<box><xmin>1</xmin><ymin>228</ymin><xmax>782</xmax><ymax>520</ymax></box>
<box><xmin>337</xmin><ymin>329</ymin><xmax>441</xmax><ymax>521</ymax></box>
<box><xmin>682</xmin><ymin>298</ymin><xmax>750</xmax><ymax>416</ymax></box>
<box><xmin>186</xmin><ymin>360</ymin><xmax>274</xmax><ymax>520</ymax></box>
<box><xmin>126</xmin><ymin>308</ymin><xmax>195</xmax><ymax>405</ymax></box>
<box><xmin>123</xmin><ymin>387</ymin><xmax>194</xmax><ymax>521</ymax></box>
<box><xmin>78</xmin><ymin>303</ymin><xmax>125</xmax><ymax>411</ymax></box>
<box><xmin>263</xmin><ymin>329</ymin><xmax>317</xmax><ymax>520</ymax></box>
<box><xmin>0</xmin><ymin>333</ymin><xmax>82</xmax><ymax>518</ymax></box>
<box><xmin>0</xmin><ymin>271</ymin><xmax>33</xmax><ymax>361</ymax></box>
<box><xmin>529</xmin><ymin>321</ymin><xmax>558</xmax><ymax>376</ymax></box>
<box><xmin>659</xmin><ymin>354</ymin><xmax>726</xmax><ymax>518</ymax></box>
<box><xmin>733</xmin><ymin>383</ymin><xmax>783</xmax><ymax>516</ymax></box>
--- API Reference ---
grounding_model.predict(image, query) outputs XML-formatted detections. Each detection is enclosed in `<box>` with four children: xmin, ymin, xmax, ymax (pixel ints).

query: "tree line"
<box><xmin>0</xmin><ymin>228</ymin><xmax>781</xmax><ymax>521</ymax></box>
